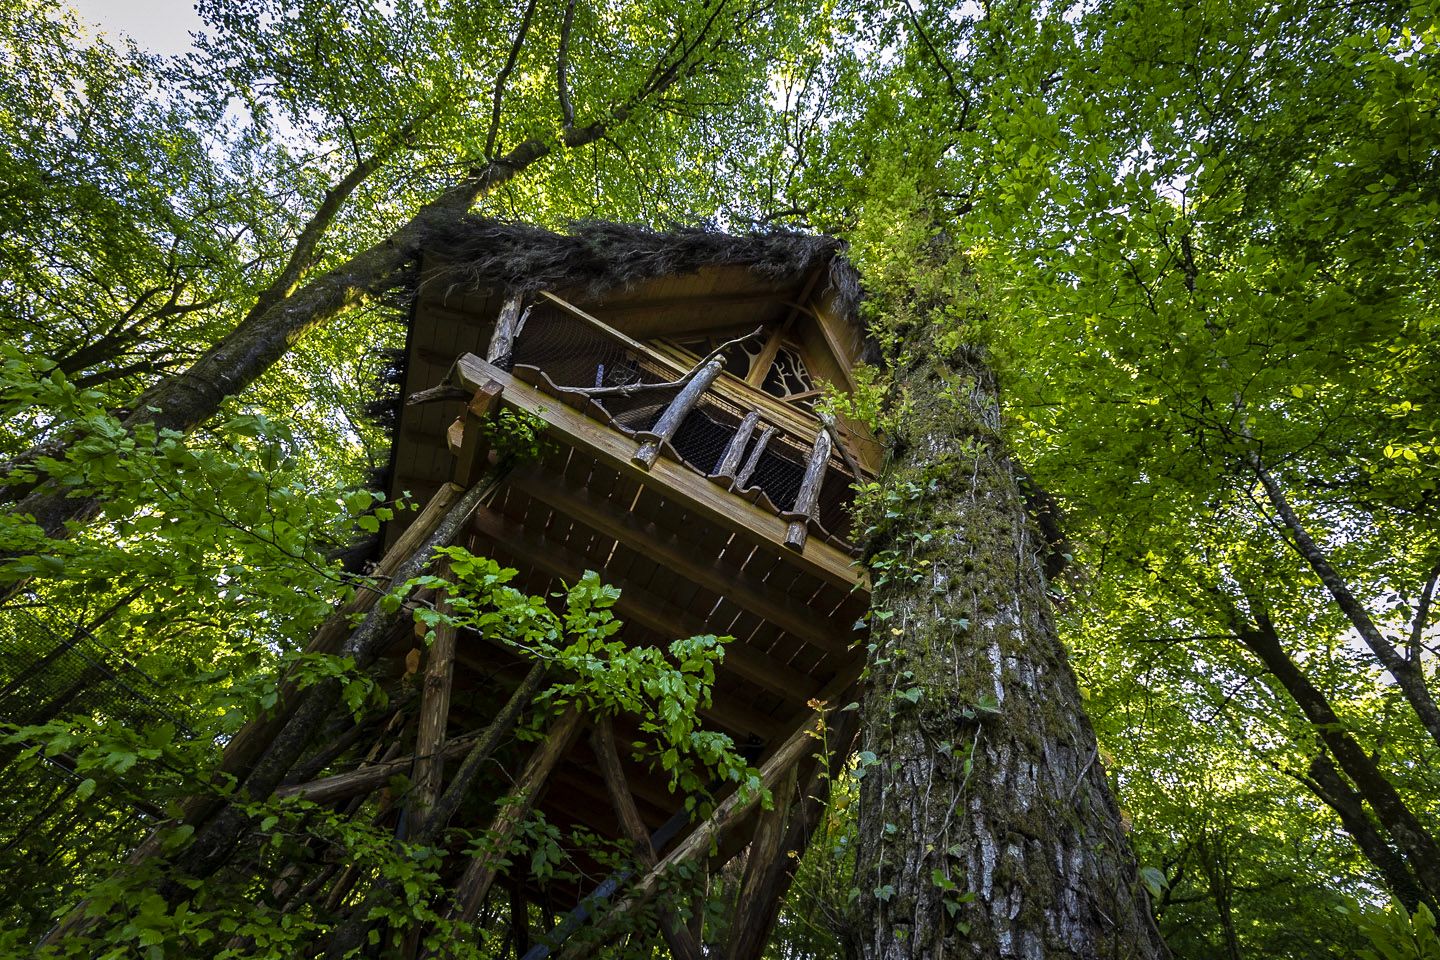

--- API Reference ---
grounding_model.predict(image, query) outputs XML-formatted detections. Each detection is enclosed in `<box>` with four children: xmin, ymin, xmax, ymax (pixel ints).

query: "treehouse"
<box><xmin>293</xmin><ymin>221</ymin><xmax>878</xmax><ymax>957</ymax></box>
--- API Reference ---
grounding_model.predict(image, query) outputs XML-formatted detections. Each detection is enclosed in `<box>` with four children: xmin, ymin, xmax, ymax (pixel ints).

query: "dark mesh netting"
<box><xmin>744</xmin><ymin>436</ymin><xmax>807</xmax><ymax>509</ymax></box>
<box><xmin>671</xmin><ymin>406</ymin><xmax>738</xmax><ymax>476</ymax></box>
<box><xmin>509</xmin><ymin>304</ymin><xmax>668</xmax><ymax>391</ymax></box>
<box><xmin>816</xmin><ymin>466</ymin><xmax>855</xmax><ymax>541</ymax></box>
<box><xmin>601</xmin><ymin>392</ymin><xmax>672</xmax><ymax>433</ymax></box>
<box><xmin>0</xmin><ymin>609</ymin><xmax>193</xmax><ymax>737</ymax></box>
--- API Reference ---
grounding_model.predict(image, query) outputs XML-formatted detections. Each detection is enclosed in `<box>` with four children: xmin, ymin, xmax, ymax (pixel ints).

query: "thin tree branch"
<box><xmin>900</xmin><ymin>0</ymin><xmax>963</xmax><ymax>103</ymax></box>
<box><xmin>486</xmin><ymin>0</ymin><xmax>541</xmax><ymax>160</ymax></box>
<box><xmin>1409</xmin><ymin>563</ymin><xmax>1440</xmax><ymax>663</ymax></box>
<box><xmin>1250</xmin><ymin>454</ymin><xmax>1440</xmax><ymax>750</ymax></box>
<box><xmin>556</xmin><ymin>0</ymin><xmax>576</xmax><ymax>130</ymax></box>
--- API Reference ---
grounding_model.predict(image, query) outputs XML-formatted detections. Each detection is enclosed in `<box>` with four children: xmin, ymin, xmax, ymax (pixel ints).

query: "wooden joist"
<box><xmin>472</xmin><ymin>495</ymin><xmax>814</xmax><ymax>704</ymax></box>
<box><xmin>510</xmin><ymin>466</ymin><xmax>854</xmax><ymax>656</ymax></box>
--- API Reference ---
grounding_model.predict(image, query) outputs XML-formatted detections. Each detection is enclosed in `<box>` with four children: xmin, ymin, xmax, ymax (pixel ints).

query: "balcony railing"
<box><xmin>488</xmin><ymin>292</ymin><xmax>862</xmax><ymax>554</ymax></box>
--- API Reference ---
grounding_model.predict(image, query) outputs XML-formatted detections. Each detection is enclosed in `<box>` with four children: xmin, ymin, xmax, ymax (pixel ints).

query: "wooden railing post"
<box><xmin>782</xmin><ymin>428</ymin><xmax>832</xmax><ymax>552</ymax></box>
<box><xmin>710</xmin><ymin>410</ymin><xmax>760</xmax><ymax>485</ymax></box>
<box><xmin>732</xmin><ymin>425</ymin><xmax>776</xmax><ymax>490</ymax></box>
<box><xmin>632</xmin><ymin>357</ymin><xmax>725</xmax><ymax>469</ymax></box>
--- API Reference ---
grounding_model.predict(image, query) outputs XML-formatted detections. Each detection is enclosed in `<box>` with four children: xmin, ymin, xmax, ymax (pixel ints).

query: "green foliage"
<box><xmin>1352</xmin><ymin>902</ymin><xmax>1440</xmax><ymax>960</ymax></box>
<box><xmin>4</xmin><ymin>0</ymin><xmax>1439</xmax><ymax>954</ymax></box>
<box><xmin>417</xmin><ymin>547</ymin><xmax>754</xmax><ymax>805</ymax></box>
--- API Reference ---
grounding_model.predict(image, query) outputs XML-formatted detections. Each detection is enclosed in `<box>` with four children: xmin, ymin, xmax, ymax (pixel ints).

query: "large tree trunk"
<box><xmin>854</xmin><ymin>313</ymin><xmax>1167</xmax><ymax>958</ymax></box>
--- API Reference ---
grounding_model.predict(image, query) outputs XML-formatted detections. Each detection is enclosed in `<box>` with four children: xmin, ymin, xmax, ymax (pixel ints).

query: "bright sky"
<box><xmin>69</xmin><ymin>0</ymin><xmax>202</xmax><ymax>56</ymax></box>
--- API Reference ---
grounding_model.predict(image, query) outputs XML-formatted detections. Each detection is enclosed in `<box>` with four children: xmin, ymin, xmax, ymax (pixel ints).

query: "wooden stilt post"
<box><xmin>518</xmin><ymin>808</ymin><xmax>693</xmax><ymax>960</ymax></box>
<box><xmin>722</xmin><ymin>708</ymin><xmax>860</xmax><ymax>960</ymax></box>
<box><xmin>710</xmin><ymin>410</ymin><xmax>760</xmax><ymax>485</ymax></box>
<box><xmin>726</xmin><ymin>764</ymin><xmax>797</xmax><ymax>950</ymax></box>
<box><xmin>408</xmin><ymin>559</ymin><xmax>457</xmax><ymax>828</ymax></box>
<box><xmin>633</xmin><ymin>358</ymin><xmax>725</xmax><ymax>469</ymax></box>
<box><xmin>441</xmin><ymin>707</ymin><xmax>586</xmax><ymax>936</ymax></box>
<box><xmin>510</xmin><ymin>877</ymin><xmax>533</xmax><ymax>958</ymax></box>
<box><xmin>486</xmin><ymin>293</ymin><xmax>530</xmax><ymax>366</ymax></box>
<box><xmin>321</xmin><ymin>664</ymin><xmax>552</xmax><ymax>960</ymax></box>
<box><xmin>37</xmin><ymin>470</ymin><xmax>514</xmax><ymax>954</ymax></box>
<box><xmin>591</xmin><ymin>718</ymin><xmax>704</xmax><ymax>960</ymax></box>
<box><xmin>210</xmin><ymin>480</ymin><xmax>469</xmax><ymax>808</ymax></box>
<box><xmin>782</xmin><ymin>427</ymin><xmax>832</xmax><ymax>552</ymax></box>
<box><xmin>174</xmin><ymin>473</ymin><xmax>509</xmax><ymax>877</ymax></box>
<box><xmin>553</xmin><ymin>705</ymin><xmax>835</xmax><ymax>960</ymax></box>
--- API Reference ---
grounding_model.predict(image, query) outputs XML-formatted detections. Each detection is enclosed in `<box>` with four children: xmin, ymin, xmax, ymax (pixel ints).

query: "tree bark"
<box><xmin>854</xmin><ymin>314</ymin><xmax>1167</xmax><ymax>958</ymax></box>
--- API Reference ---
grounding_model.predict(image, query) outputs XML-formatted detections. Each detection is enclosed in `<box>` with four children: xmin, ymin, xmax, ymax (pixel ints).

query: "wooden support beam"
<box><xmin>211</xmin><ymin>482</ymin><xmax>468</xmax><ymax>803</ymax></box>
<box><xmin>445</xmin><ymin>708</ymin><xmax>586</xmax><ymax>928</ymax></box>
<box><xmin>782</xmin><ymin>428</ymin><xmax>832</xmax><ymax>553</ymax></box>
<box><xmin>408</xmin><ymin>559</ymin><xmax>456</xmax><ymax>827</ymax></box>
<box><xmin>553</xmin><ymin>706</ymin><xmax>834</xmax><ymax>960</ymax></box>
<box><xmin>452</xmin><ymin>380</ymin><xmax>505</xmax><ymax>487</ymax></box>
<box><xmin>722</xmin><ymin>707</ymin><xmax>859</xmax><ymax>960</ymax></box>
<box><xmin>725</xmin><ymin>764</ymin><xmax>798</xmax><ymax>960</ymax></box>
<box><xmin>634</xmin><ymin>357</ymin><xmax>726</xmax><ymax>469</ymax></box>
<box><xmin>279</xmin><ymin>663</ymin><xmax>546</xmax><ymax>808</ymax></box>
<box><xmin>591</xmin><ymin>719</ymin><xmax>703</xmax><ymax>960</ymax></box>
<box><xmin>744</xmin><ymin>318</ymin><xmax>792</xmax><ymax>389</ymax></box>
<box><xmin>468</xmin><ymin>507</ymin><xmax>790</xmax><ymax>737</ymax></box>
<box><xmin>511</xmin><ymin>467</ymin><xmax>851</xmax><ymax>657</ymax></box>
<box><xmin>276</xmin><ymin>722</ymin><xmax>493</xmax><ymax>803</ymax></box>
<box><xmin>539</xmin><ymin>291</ymin><xmax>688</xmax><ymax>379</ymax></box>
<box><xmin>323</xmin><ymin>665</ymin><xmax>552</xmax><ymax>960</ymax></box>
<box><xmin>510</xmin><ymin>877</ymin><xmax>533</xmax><ymax>958</ymax></box>
<box><xmin>487</xmin><ymin>293</ymin><xmax>529</xmax><ymax>365</ymax></box>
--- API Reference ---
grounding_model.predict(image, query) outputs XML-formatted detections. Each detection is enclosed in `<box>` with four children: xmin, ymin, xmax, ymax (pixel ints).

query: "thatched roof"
<box><xmin>412</xmin><ymin>216</ymin><xmax>863</xmax><ymax>326</ymax></box>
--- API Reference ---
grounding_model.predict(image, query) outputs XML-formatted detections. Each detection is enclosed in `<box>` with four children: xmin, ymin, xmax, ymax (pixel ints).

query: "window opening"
<box><xmin>667</xmin><ymin>335</ymin><xmax>816</xmax><ymax>407</ymax></box>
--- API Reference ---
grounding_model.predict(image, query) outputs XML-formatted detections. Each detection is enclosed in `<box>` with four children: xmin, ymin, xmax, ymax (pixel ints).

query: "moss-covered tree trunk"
<box><xmin>853</xmin><ymin>312</ymin><xmax>1167</xmax><ymax>958</ymax></box>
